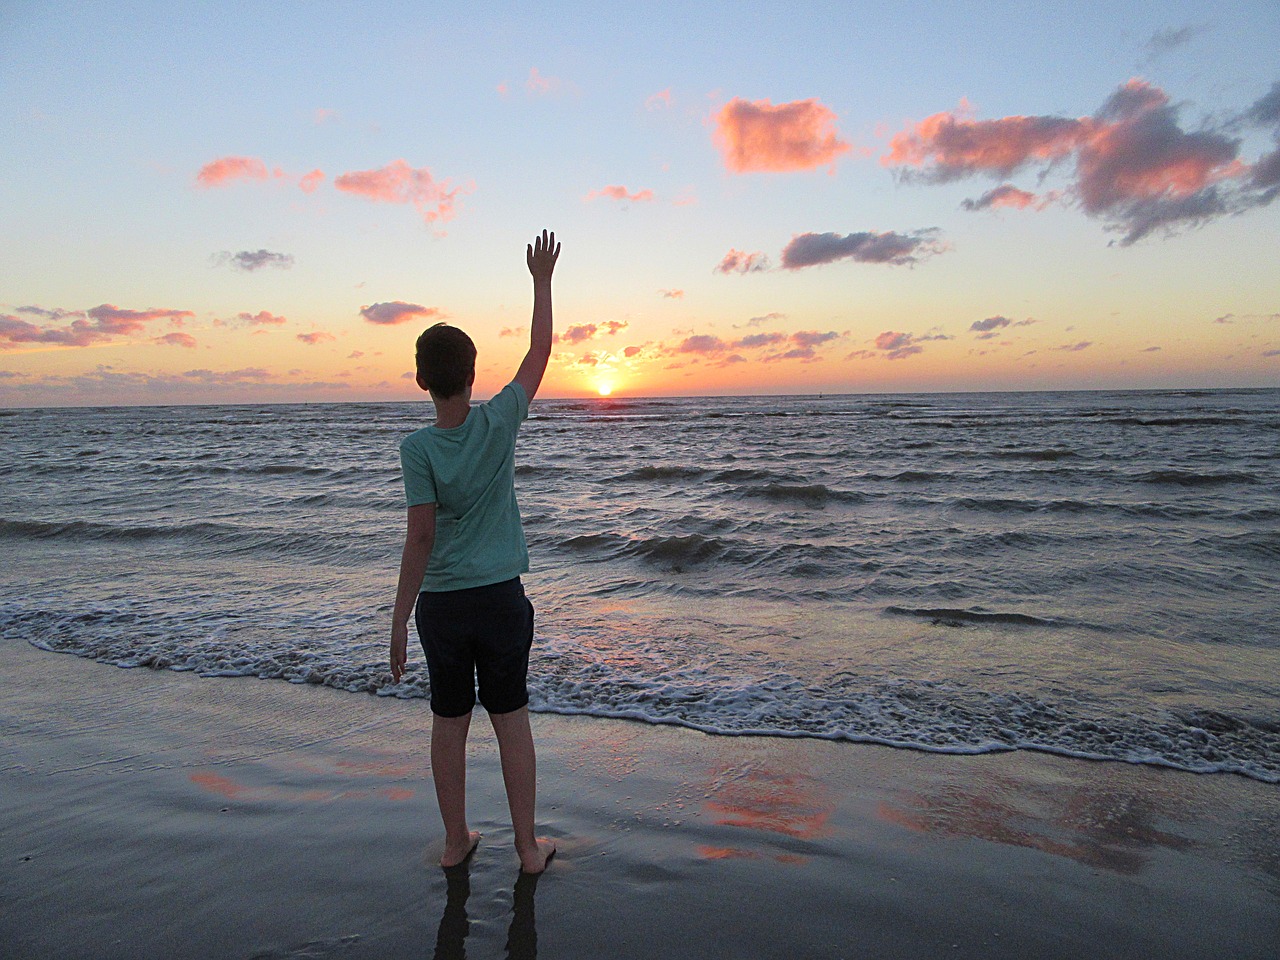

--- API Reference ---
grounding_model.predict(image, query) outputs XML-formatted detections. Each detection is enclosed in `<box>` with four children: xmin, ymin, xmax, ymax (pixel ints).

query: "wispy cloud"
<box><xmin>153</xmin><ymin>332</ymin><xmax>197</xmax><ymax>348</ymax></box>
<box><xmin>969</xmin><ymin>316</ymin><xmax>1012</xmax><ymax>340</ymax></box>
<box><xmin>960</xmin><ymin>184</ymin><xmax>1046</xmax><ymax>211</ymax></box>
<box><xmin>359</xmin><ymin>301</ymin><xmax>442</xmax><ymax>325</ymax></box>
<box><xmin>235</xmin><ymin>310</ymin><xmax>287</xmax><ymax>326</ymax></box>
<box><xmin>780</xmin><ymin>230</ymin><xmax>946</xmax><ymax>269</ymax></box>
<box><xmin>667</xmin><ymin>329</ymin><xmax>842</xmax><ymax>364</ymax></box>
<box><xmin>1144</xmin><ymin>23</ymin><xmax>1211</xmax><ymax>58</ymax></box>
<box><xmin>215</xmin><ymin>249</ymin><xmax>295</xmax><ymax>272</ymax></box>
<box><xmin>526</xmin><ymin>67</ymin><xmax>560</xmax><ymax>96</ymax></box>
<box><xmin>334</xmin><ymin>160</ymin><xmax>467</xmax><ymax>225</ymax></box>
<box><xmin>714</xmin><ymin>248</ymin><xmax>770</xmax><ymax>274</ymax></box>
<box><xmin>297</xmin><ymin>331</ymin><xmax>336</xmax><ymax>345</ymax></box>
<box><xmin>714</xmin><ymin>97</ymin><xmax>850</xmax><ymax>173</ymax></box>
<box><xmin>1052</xmin><ymin>341</ymin><xmax>1094</xmax><ymax>351</ymax></box>
<box><xmin>645</xmin><ymin>88</ymin><xmax>672</xmax><ymax>110</ymax></box>
<box><xmin>847</xmin><ymin>329</ymin><xmax>951</xmax><ymax>361</ymax></box>
<box><xmin>585</xmin><ymin>184</ymin><xmax>655</xmax><ymax>203</ymax></box>
<box><xmin>659</xmin><ymin>289</ymin><xmax>684</xmax><ymax>299</ymax></box>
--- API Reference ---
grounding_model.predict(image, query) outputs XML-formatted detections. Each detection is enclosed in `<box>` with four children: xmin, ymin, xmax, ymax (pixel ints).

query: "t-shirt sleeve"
<box><xmin>486</xmin><ymin>381</ymin><xmax>529</xmax><ymax>432</ymax></box>
<box><xmin>399</xmin><ymin>437</ymin><xmax>437</xmax><ymax>506</ymax></box>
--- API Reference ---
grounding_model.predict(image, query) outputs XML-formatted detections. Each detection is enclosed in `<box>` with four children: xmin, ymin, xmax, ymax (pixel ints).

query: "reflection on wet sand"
<box><xmin>188</xmin><ymin>770</ymin><xmax>415</xmax><ymax>805</ymax></box>
<box><xmin>698</xmin><ymin>760</ymin><xmax>833</xmax><ymax>863</ymax></box>
<box><xmin>433</xmin><ymin>865</ymin><xmax>541</xmax><ymax>960</ymax></box>
<box><xmin>877</xmin><ymin>770</ymin><xmax>1192</xmax><ymax>875</ymax></box>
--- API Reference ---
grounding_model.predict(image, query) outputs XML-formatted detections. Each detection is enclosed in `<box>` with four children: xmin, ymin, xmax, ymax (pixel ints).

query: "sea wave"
<box><xmin>13</xmin><ymin>603</ymin><xmax>1276</xmax><ymax>784</ymax></box>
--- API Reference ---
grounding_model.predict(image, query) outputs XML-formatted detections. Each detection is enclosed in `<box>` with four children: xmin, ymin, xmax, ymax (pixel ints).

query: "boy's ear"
<box><xmin>467</xmin><ymin>370</ymin><xmax>476</xmax><ymax>387</ymax></box>
<box><xmin>416</xmin><ymin>374</ymin><xmax>430</xmax><ymax>393</ymax></box>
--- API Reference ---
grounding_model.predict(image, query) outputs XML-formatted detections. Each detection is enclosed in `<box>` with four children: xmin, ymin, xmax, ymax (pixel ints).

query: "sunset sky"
<box><xmin>2</xmin><ymin>1</ymin><xmax>1278</xmax><ymax>405</ymax></box>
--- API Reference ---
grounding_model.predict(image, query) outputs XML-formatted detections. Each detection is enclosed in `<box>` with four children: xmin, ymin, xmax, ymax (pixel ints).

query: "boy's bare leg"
<box><xmin>431</xmin><ymin>712</ymin><xmax>481</xmax><ymax>867</ymax></box>
<box><xmin>488</xmin><ymin>705</ymin><xmax>556</xmax><ymax>873</ymax></box>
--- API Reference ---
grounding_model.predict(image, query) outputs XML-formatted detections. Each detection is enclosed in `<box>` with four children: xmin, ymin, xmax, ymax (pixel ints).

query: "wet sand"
<box><xmin>3</xmin><ymin>637</ymin><xmax>1277</xmax><ymax>959</ymax></box>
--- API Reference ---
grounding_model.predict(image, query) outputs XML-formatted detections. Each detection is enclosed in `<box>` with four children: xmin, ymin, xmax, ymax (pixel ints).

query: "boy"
<box><xmin>390</xmin><ymin>229</ymin><xmax>560</xmax><ymax>874</ymax></box>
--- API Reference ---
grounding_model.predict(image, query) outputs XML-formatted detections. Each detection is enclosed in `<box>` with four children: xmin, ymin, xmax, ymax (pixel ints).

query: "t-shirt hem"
<box><xmin>420</xmin><ymin>563</ymin><xmax>530</xmax><ymax>594</ymax></box>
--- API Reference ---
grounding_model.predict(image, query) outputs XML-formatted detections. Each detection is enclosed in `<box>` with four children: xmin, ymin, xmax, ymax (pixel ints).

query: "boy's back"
<box><xmin>399</xmin><ymin>380</ymin><xmax>530</xmax><ymax>591</ymax></box>
<box><xmin>389</xmin><ymin>230</ymin><xmax>560</xmax><ymax>875</ymax></box>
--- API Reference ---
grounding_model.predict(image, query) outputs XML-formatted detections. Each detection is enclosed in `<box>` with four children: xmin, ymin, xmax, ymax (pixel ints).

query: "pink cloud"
<box><xmin>313</xmin><ymin>108</ymin><xmax>339</xmax><ymax>125</ymax></box>
<box><xmin>624</xmin><ymin>345</ymin><xmax>643</xmax><ymax>358</ymax></box>
<box><xmin>885</xmin><ymin>79</ymin><xmax>1278</xmax><ymax>244</ymax></box>
<box><xmin>359</xmin><ymin>301</ymin><xmax>442</xmax><ymax>325</ymax></box>
<box><xmin>299</xmin><ymin>169</ymin><xmax>326</xmax><ymax>193</ymax></box>
<box><xmin>196</xmin><ymin>156</ymin><xmax>277</xmax><ymax>188</ymax></box>
<box><xmin>560</xmin><ymin>323</ymin><xmax>598</xmax><ymax>344</ymax></box>
<box><xmin>659</xmin><ymin>289</ymin><xmax>684</xmax><ymax>299</ymax></box>
<box><xmin>86</xmin><ymin>304</ymin><xmax>194</xmax><ymax>334</ymax></box>
<box><xmin>154</xmin><ymin>332</ymin><xmax>197</xmax><ymax>348</ymax></box>
<box><xmin>714</xmin><ymin>97</ymin><xmax>851</xmax><ymax>173</ymax></box>
<box><xmin>960</xmin><ymin>184</ymin><xmax>1042</xmax><ymax>210</ymax></box>
<box><xmin>715</xmin><ymin>249</ymin><xmax>770</xmax><ymax>275</ymax></box>
<box><xmin>1052</xmin><ymin>341</ymin><xmax>1094</xmax><ymax>351</ymax></box>
<box><xmin>2</xmin><ymin>304</ymin><xmax>194</xmax><ymax>348</ymax></box>
<box><xmin>334</xmin><ymin>160</ymin><xmax>466</xmax><ymax>224</ymax></box>
<box><xmin>875</xmin><ymin>331</ymin><xmax>924</xmax><ymax>360</ymax></box>
<box><xmin>297</xmin><ymin>331</ymin><xmax>336</xmax><ymax>345</ymax></box>
<box><xmin>499</xmin><ymin>326</ymin><xmax>525</xmax><ymax>338</ymax></box>
<box><xmin>585</xmin><ymin>184</ymin><xmax>655</xmax><ymax>203</ymax></box>
<box><xmin>677</xmin><ymin>334</ymin><xmax>728</xmax><ymax>355</ymax></box>
<box><xmin>884</xmin><ymin>107</ymin><xmax>1086</xmax><ymax>180</ymax></box>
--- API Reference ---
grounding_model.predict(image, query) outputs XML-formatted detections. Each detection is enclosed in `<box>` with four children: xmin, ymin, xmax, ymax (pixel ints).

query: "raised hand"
<box><xmin>526</xmin><ymin>229</ymin><xmax>560</xmax><ymax>283</ymax></box>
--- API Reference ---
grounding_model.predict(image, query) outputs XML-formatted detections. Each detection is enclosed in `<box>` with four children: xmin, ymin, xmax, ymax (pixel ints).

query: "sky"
<box><xmin>1</xmin><ymin>0</ymin><xmax>1278</xmax><ymax>405</ymax></box>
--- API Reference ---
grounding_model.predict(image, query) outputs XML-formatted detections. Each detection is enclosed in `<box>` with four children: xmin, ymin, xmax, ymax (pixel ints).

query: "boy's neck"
<box><xmin>432</xmin><ymin>391</ymin><xmax>472</xmax><ymax>429</ymax></box>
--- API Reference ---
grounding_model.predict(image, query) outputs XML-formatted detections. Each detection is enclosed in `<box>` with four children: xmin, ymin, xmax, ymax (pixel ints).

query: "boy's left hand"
<box><xmin>390</xmin><ymin>622</ymin><xmax>408</xmax><ymax>683</ymax></box>
<box><xmin>526</xmin><ymin>229</ymin><xmax>560</xmax><ymax>282</ymax></box>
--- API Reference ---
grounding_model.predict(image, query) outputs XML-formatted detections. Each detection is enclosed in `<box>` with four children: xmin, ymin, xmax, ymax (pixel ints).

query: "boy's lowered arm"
<box><xmin>513</xmin><ymin>230</ymin><xmax>560</xmax><ymax>402</ymax></box>
<box><xmin>389</xmin><ymin>502</ymin><xmax>435</xmax><ymax>683</ymax></box>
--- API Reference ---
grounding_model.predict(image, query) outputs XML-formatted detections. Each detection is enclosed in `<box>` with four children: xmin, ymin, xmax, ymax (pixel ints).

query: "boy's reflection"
<box><xmin>434</xmin><ymin>865</ymin><xmax>540</xmax><ymax>960</ymax></box>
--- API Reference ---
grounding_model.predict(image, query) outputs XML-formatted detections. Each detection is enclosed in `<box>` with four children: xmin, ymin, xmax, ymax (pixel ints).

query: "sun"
<box><xmin>596</xmin><ymin>381</ymin><xmax>614</xmax><ymax>397</ymax></box>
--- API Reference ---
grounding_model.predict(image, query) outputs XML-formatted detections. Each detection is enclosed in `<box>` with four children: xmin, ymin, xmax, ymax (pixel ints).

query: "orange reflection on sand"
<box><xmin>190</xmin><ymin>771</ymin><xmax>253</xmax><ymax>800</ymax></box>
<box><xmin>702</xmin><ymin>763</ymin><xmax>833</xmax><ymax>840</ymax></box>
<box><xmin>876</xmin><ymin>774</ymin><xmax>1191</xmax><ymax>876</ymax></box>
<box><xmin>289</xmin><ymin>757</ymin><xmax>418</xmax><ymax>778</ymax></box>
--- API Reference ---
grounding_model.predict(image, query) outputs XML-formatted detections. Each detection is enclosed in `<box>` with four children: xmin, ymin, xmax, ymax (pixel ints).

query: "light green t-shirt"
<box><xmin>399</xmin><ymin>381</ymin><xmax>530</xmax><ymax>592</ymax></box>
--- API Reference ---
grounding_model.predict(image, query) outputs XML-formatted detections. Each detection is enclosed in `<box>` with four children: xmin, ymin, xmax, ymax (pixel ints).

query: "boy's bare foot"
<box><xmin>518</xmin><ymin>837</ymin><xmax>556</xmax><ymax>875</ymax></box>
<box><xmin>440</xmin><ymin>830</ymin><xmax>481</xmax><ymax>868</ymax></box>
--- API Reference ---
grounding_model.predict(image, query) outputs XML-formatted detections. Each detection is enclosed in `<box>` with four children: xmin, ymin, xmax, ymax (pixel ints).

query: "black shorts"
<box><xmin>414</xmin><ymin>577</ymin><xmax>535</xmax><ymax>718</ymax></box>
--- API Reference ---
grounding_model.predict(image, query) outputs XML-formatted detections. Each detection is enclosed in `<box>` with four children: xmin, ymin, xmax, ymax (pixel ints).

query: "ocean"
<box><xmin>2</xmin><ymin>389</ymin><xmax>1277</xmax><ymax>783</ymax></box>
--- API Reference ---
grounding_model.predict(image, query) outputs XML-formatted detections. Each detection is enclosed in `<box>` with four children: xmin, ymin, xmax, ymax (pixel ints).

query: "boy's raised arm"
<box><xmin>513</xmin><ymin>229</ymin><xmax>560</xmax><ymax>402</ymax></box>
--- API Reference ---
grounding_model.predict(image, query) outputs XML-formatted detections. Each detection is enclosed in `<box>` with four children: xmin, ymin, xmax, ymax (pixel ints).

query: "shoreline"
<box><xmin>4</xmin><ymin>637</ymin><xmax>1278</xmax><ymax>959</ymax></box>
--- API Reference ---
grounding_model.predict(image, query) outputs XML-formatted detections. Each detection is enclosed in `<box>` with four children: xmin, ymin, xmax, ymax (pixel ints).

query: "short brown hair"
<box><xmin>415</xmin><ymin>323</ymin><xmax>476</xmax><ymax>398</ymax></box>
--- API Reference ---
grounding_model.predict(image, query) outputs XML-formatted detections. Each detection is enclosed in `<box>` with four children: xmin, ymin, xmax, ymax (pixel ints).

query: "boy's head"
<box><xmin>415</xmin><ymin>323</ymin><xmax>476</xmax><ymax>398</ymax></box>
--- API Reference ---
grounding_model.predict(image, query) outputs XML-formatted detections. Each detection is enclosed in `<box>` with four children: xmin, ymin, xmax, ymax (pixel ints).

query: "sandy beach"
<box><xmin>3</xmin><ymin>636</ymin><xmax>1276</xmax><ymax>959</ymax></box>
